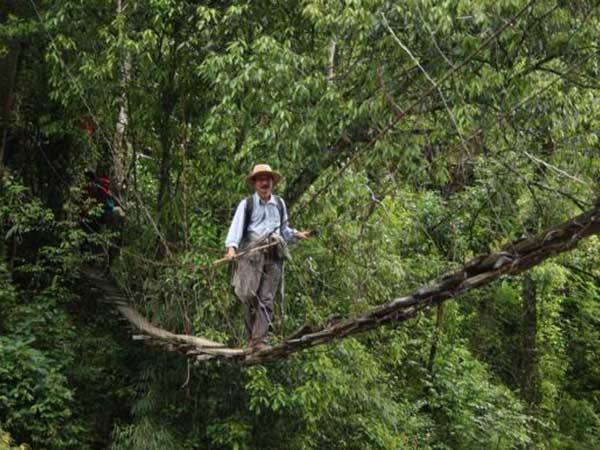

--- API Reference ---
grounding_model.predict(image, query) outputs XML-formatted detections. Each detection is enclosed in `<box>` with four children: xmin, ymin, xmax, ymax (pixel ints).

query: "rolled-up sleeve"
<box><xmin>225</xmin><ymin>199</ymin><xmax>247</xmax><ymax>249</ymax></box>
<box><xmin>280</xmin><ymin>198</ymin><xmax>297</xmax><ymax>244</ymax></box>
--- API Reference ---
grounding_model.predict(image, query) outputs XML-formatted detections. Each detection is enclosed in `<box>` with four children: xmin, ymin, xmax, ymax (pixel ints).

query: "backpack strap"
<box><xmin>242</xmin><ymin>195</ymin><xmax>254</xmax><ymax>239</ymax></box>
<box><xmin>273</xmin><ymin>195</ymin><xmax>285</xmax><ymax>232</ymax></box>
<box><xmin>242</xmin><ymin>194</ymin><xmax>286</xmax><ymax>237</ymax></box>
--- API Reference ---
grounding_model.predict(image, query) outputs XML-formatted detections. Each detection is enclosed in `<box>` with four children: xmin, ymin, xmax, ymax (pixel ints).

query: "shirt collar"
<box><xmin>254</xmin><ymin>191</ymin><xmax>277</xmax><ymax>205</ymax></box>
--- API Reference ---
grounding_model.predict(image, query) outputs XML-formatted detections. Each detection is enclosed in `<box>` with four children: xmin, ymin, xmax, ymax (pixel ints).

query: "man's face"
<box><xmin>253</xmin><ymin>174</ymin><xmax>273</xmax><ymax>197</ymax></box>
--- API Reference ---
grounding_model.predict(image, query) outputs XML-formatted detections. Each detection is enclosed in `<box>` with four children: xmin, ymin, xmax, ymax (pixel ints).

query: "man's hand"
<box><xmin>225</xmin><ymin>247</ymin><xmax>237</xmax><ymax>260</ymax></box>
<box><xmin>295</xmin><ymin>231</ymin><xmax>311</xmax><ymax>240</ymax></box>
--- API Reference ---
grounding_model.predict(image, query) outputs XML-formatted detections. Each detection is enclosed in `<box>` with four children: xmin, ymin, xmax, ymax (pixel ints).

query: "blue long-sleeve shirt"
<box><xmin>225</xmin><ymin>192</ymin><xmax>296</xmax><ymax>249</ymax></box>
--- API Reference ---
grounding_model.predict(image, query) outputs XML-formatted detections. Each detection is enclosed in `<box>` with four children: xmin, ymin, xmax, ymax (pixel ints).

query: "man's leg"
<box><xmin>250</xmin><ymin>256</ymin><xmax>282</xmax><ymax>346</ymax></box>
<box><xmin>243</xmin><ymin>297</ymin><xmax>255</xmax><ymax>341</ymax></box>
<box><xmin>233</xmin><ymin>248</ymin><xmax>264</xmax><ymax>345</ymax></box>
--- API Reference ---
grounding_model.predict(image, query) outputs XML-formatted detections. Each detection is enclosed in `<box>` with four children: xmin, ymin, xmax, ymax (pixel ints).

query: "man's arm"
<box><xmin>225</xmin><ymin>199</ymin><xmax>247</xmax><ymax>257</ymax></box>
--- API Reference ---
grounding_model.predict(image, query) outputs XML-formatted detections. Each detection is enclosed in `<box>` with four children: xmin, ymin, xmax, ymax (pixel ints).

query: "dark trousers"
<box><xmin>244</xmin><ymin>254</ymin><xmax>282</xmax><ymax>345</ymax></box>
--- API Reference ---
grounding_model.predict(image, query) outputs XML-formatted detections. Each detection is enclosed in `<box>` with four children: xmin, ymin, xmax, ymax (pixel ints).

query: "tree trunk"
<box><xmin>112</xmin><ymin>0</ymin><xmax>130</xmax><ymax>195</ymax></box>
<box><xmin>156</xmin><ymin>123</ymin><xmax>173</xmax><ymax>214</ymax></box>
<box><xmin>155</xmin><ymin>70</ymin><xmax>178</xmax><ymax>215</ymax></box>
<box><xmin>520</xmin><ymin>273</ymin><xmax>538</xmax><ymax>407</ymax></box>
<box><xmin>427</xmin><ymin>302</ymin><xmax>444</xmax><ymax>374</ymax></box>
<box><xmin>0</xmin><ymin>1</ymin><xmax>20</xmax><ymax>169</ymax></box>
<box><xmin>327</xmin><ymin>39</ymin><xmax>336</xmax><ymax>83</ymax></box>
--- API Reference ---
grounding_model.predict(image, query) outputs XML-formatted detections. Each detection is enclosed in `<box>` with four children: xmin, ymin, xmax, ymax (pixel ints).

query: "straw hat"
<box><xmin>246</xmin><ymin>164</ymin><xmax>282</xmax><ymax>184</ymax></box>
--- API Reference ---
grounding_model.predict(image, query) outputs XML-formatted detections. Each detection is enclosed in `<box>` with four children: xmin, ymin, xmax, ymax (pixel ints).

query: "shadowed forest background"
<box><xmin>1</xmin><ymin>0</ymin><xmax>600</xmax><ymax>448</ymax></box>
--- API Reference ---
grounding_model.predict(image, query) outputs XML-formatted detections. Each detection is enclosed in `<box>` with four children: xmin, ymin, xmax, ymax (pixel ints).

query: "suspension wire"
<box><xmin>35</xmin><ymin>0</ymin><xmax>570</xmax><ymax>278</ymax></box>
<box><xmin>27</xmin><ymin>0</ymin><xmax>119</xmax><ymax>166</ymax></box>
<box><xmin>292</xmin><ymin>0</ymin><xmax>595</xmax><ymax>247</ymax></box>
<box><xmin>27</xmin><ymin>0</ymin><xmax>538</xmax><ymax>240</ymax></box>
<box><xmin>26</xmin><ymin>0</ymin><xmax>183</xmax><ymax>256</ymax></box>
<box><xmin>19</xmin><ymin>0</ymin><xmax>598</xmax><ymax>350</ymax></box>
<box><xmin>26</xmin><ymin>0</ymin><xmax>593</xmax><ymax>277</ymax></box>
<box><xmin>25</xmin><ymin>0</ymin><xmax>229</xmax><ymax>267</ymax></box>
<box><xmin>290</xmin><ymin>0</ymin><xmax>540</xmax><ymax>221</ymax></box>
<box><xmin>310</xmin><ymin>42</ymin><xmax>598</xmax><ymax>273</ymax></box>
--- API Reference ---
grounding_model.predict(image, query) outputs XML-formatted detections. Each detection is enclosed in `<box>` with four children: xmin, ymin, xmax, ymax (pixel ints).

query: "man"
<box><xmin>84</xmin><ymin>170</ymin><xmax>125</xmax><ymax>225</ymax></box>
<box><xmin>225</xmin><ymin>164</ymin><xmax>309</xmax><ymax>351</ymax></box>
<box><xmin>85</xmin><ymin>170</ymin><xmax>113</xmax><ymax>210</ymax></box>
<box><xmin>82</xmin><ymin>170</ymin><xmax>126</xmax><ymax>267</ymax></box>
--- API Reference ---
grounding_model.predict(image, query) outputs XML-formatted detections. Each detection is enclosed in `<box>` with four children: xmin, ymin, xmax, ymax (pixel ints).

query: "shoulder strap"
<box><xmin>242</xmin><ymin>195</ymin><xmax>285</xmax><ymax>235</ymax></box>
<box><xmin>274</xmin><ymin>195</ymin><xmax>284</xmax><ymax>230</ymax></box>
<box><xmin>242</xmin><ymin>195</ymin><xmax>254</xmax><ymax>238</ymax></box>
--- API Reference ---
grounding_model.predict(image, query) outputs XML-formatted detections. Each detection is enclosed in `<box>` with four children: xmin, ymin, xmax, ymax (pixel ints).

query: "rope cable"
<box><xmin>290</xmin><ymin>0</ymin><xmax>541</xmax><ymax>221</ymax></box>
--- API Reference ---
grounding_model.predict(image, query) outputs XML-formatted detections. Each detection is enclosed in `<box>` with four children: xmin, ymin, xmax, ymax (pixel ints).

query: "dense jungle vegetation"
<box><xmin>1</xmin><ymin>0</ymin><xmax>600</xmax><ymax>448</ymax></box>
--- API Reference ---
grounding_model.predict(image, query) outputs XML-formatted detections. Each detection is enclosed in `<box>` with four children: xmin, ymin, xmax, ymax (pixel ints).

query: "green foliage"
<box><xmin>242</xmin><ymin>341</ymin><xmax>428</xmax><ymax>450</ymax></box>
<box><xmin>0</xmin><ymin>337</ymin><xmax>82</xmax><ymax>449</ymax></box>
<box><xmin>0</xmin><ymin>177</ymin><xmax>134</xmax><ymax>449</ymax></box>
<box><xmin>429</xmin><ymin>345</ymin><xmax>531</xmax><ymax>449</ymax></box>
<box><xmin>556</xmin><ymin>396</ymin><xmax>600</xmax><ymax>450</ymax></box>
<box><xmin>110</xmin><ymin>418</ymin><xmax>180</xmax><ymax>450</ymax></box>
<box><xmin>0</xmin><ymin>428</ymin><xmax>27</xmax><ymax>450</ymax></box>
